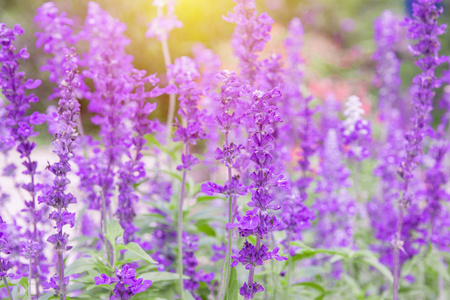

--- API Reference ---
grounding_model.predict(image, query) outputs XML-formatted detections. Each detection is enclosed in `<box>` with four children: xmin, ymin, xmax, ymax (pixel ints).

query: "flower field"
<box><xmin>0</xmin><ymin>0</ymin><xmax>449</xmax><ymax>299</ymax></box>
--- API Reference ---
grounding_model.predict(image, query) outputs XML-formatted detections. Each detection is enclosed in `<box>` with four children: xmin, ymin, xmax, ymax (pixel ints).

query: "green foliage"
<box><xmin>224</xmin><ymin>267</ymin><xmax>239</xmax><ymax>300</ymax></box>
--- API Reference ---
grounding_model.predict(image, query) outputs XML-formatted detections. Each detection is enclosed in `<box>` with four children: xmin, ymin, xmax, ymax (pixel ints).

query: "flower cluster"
<box><xmin>94</xmin><ymin>265</ymin><xmax>152</xmax><ymax>300</ymax></box>
<box><xmin>422</xmin><ymin>128</ymin><xmax>450</xmax><ymax>251</ymax></box>
<box><xmin>38</xmin><ymin>48</ymin><xmax>80</xmax><ymax>298</ymax></box>
<box><xmin>171</xmin><ymin>56</ymin><xmax>206</xmax><ymax>152</ymax></box>
<box><xmin>182</xmin><ymin>233</ymin><xmax>214</xmax><ymax>299</ymax></box>
<box><xmin>373</xmin><ymin>10</ymin><xmax>402</xmax><ymax>118</ymax></box>
<box><xmin>1</xmin><ymin>1</ymin><xmax>450</xmax><ymax>299</ymax></box>
<box><xmin>224</xmin><ymin>0</ymin><xmax>274</xmax><ymax>84</ymax></box>
<box><xmin>341</xmin><ymin>95</ymin><xmax>371</xmax><ymax>160</ymax></box>
<box><xmin>399</xmin><ymin>0</ymin><xmax>446</xmax><ymax>182</ymax></box>
<box><xmin>116</xmin><ymin>72</ymin><xmax>160</xmax><ymax>243</ymax></box>
<box><xmin>0</xmin><ymin>217</ymin><xmax>12</xmax><ymax>279</ymax></box>
<box><xmin>229</xmin><ymin>88</ymin><xmax>289</xmax><ymax>299</ymax></box>
<box><xmin>34</xmin><ymin>2</ymin><xmax>76</xmax><ymax>99</ymax></box>
<box><xmin>0</xmin><ymin>23</ymin><xmax>48</xmax><ymax>296</ymax></box>
<box><xmin>76</xmin><ymin>2</ymin><xmax>136</xmax><ymax>212</ymax></box>
<box><xmin>280</xmin><ymin>18</ymin><xmax>316</xmax><ymax>255</ymax></box>
<box><xmin>315</xmin><ymin>129</ymin><xmax>354</xmax><ymax>249</ymax></box>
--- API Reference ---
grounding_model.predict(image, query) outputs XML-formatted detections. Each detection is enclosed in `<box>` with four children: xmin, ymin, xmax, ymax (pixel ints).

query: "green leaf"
<box><xmin>292</xmin><ymin>281</ymin><xmax>326</xmax><ymax>299</ymax></box>
<box><xmin>290</xmin><ymin>243</ymin><xmax>351</xmax><ymax>263</ymax></box>
<box><xmin>119</xmin><ymin>242</ymin><xmax>157</xmax><ymax>265</ymax></box>
<box><xmin>196</xmin><ymin>195</ymin><xmax>226</xmax><ymax>203</ymax></box>
<box><xmin>195</xmin><ymin>221</ymin><xmax>216</xmax><ymax>237</ymax></box>
<box><xmin>343</xmin><ymin>275</ymin><xmax>364</xmax><ymax>297</ymax></box>
<box><xmin>140</xmin><ymin>271</ymin><xmax>188</xmax><ymax>283</ymax></box>
<box><xmin>144</xmin><ymin>134</ymin><xmax>162</xmax><ymax>148</ymax></box>
<box><xmin>105</xmin><ymin>219</ymin><xmax>124</xmax><ymax>246</ymax></box>
<box><xmin>18</xmin><ymin>277</ymin><xmax>29</xmax><ymax>291</ymax></box>
<box><xmin>65</xmin><ymin>257</ymin><xmax>95</xmax><ymax>276</ymax></box>
<box><xmin>224</xmin><ymin>267</ymin><xmax>238</xmax><ymax>300</ymax></box>
<box><xmin>353</xmin><ymin>252</ymin><xmax>393</xmax><ymax>283</ymax></box>
<box><xmin>0</xmin><ymin>281</ymin><xmax>16</xmax><ymax>288</ymax></box>
<box><xmin>38</xmin><ymin>294</ymin><xmax>58</xmax><ymax>300</ymax></box>
<box><xmin>185</xmin><ymin>291</ymin><xmax>196</xmax><ymax>300</ymax></box>
<box><xmin>290</xmin><ymin>242</ymin><xmax>393</xmax><ymax>283</ymax></box>
<box><xmin>147</xmin><ymin>169</ymin><xmax>182</xmax><ymax>182</ymax></box>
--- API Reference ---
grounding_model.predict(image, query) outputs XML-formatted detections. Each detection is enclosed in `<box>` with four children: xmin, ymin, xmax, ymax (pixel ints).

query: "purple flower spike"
<box><xmin>39</xmin><ymin>48</ymin><xmax>80</xmax><ymax>298</ymax></box>
<box><xmin>239</xmin><ymin>282</ymin><xmax>264</xmax><ymax>299</ymax></box>
<box><xmin>224</xmin><ymin>0</ymin><xmax>274</xmax><ymax>84</ymax></box>
<box><xmin>392</xmin><ymin>1</ymin><xmax>446</xmax><ymax>298</ymax></box>
<box><xmin>95</xmin><ymin>265</ymin><xmax>152</xmax><ymax>300</ymax></box>
<box><xmin>35</xmin><ymin>2</ymin><xmax>76</xmax><ymax>99</ymax></box>
<box><xmin>1</xmin><ymin>22</ymin><xmax>48</xmax><ymax>295</ymax></box>
<box><xmin>373</xmin><ymin>10</ymin><xmax>402</xmax><ymax>119</ymax></box>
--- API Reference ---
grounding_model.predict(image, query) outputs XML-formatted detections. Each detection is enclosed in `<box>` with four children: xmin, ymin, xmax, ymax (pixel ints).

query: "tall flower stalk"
<box><xmin>372</xmin><ymin>10</ymin><xmax>402</xmax><ymax>120</ymax></box>
<box><xmin>229</xmin><ymin>88</ymin><xmax>288</xmax><ymax>299</ymax></box>
<box><xmin>170</xmin><ymin>57</ymin><xmax>206</xmax><ymax>299</ymax></box>
<box><xmin>77</xmin><ymin>2</ymin><xmax>136</xmax><ymax>262</ymax></box>
<box><xmin>34</xmin><ymin>2</ymin><xmax>76</xmax><ymax>100</ymax></box>
<box><xmin>146</xmin><ymin>0</ymin><xmax>182</xmax><ymax>145</ymax></box>
<box><xmin>280</xmin><ymin>17</ymin><xmax>316</xmax><ymax>299</ymax></box>
<box><xmin>224</xmin><ymin>0</ymin><xmax>273</xmax><ymax>85</ymax></box>
<box><xmin>0</xmin><ymin>23</ymin><xmax>46</xmax><ymax>297</ymax></box>
<box><xmin>394</xmin><ymin>1</ymin><xmax>446</xmax><ymax>298</ymax></box>
<box><xmin>201</xmin><ymin>70</ymin><xmax>248</xmax><ymax>299</ymax></box>
<box><xmin>116</xmin><ymin>73</ymin><xmax>160</xmax><ymax>244</ymax></box>
<box><xmin>38</xmin><ymin>48</ymin><xmax>80</xmax><ymax>300</ymax></box>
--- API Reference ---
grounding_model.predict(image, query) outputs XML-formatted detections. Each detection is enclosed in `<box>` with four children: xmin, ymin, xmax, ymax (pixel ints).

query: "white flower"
<box><xmin>343</xmin><ymin>95</ymin><xmax>364</xmax><ymax>136</ymax></box>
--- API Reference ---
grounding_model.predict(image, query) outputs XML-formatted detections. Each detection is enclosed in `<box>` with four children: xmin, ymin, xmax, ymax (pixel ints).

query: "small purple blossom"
<box><xmin>94</xmin><ymin>265</ymin><xmax>152</xmax><ymax>300</ymax></box>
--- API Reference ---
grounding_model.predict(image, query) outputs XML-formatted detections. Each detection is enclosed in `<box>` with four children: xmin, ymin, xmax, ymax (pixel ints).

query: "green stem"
<box><xmin>219</xmin><ymin>132</ymin><xmax>234</xmax><ymax>300</ymax></box>
<box><xmin>177</xmin><ymin>145</ymin><xmax>189</xmax><ymax>300</ymax></box>
<box><xmin>158</xmin><ymin>6</ymin><xmax>176</xmax><ymax>147</ymax></box>
<box><xmin>2</xmin><ymin>277</ymin><xmax>13</xmax><ymax>300</ymax></box>
<box><xmin>58</xmin><ymin>250</ymin><xmax>66</xmax><ymax>300</ymax></box>
<box><xmin>216</xmin><ymin>253</ymin><xmax>227</xmax><ymax>300</ymax></box>
<box><xmin>28</xmin><ymin>258</ymin><xmax>32</xmax><ymax>298</ymax></box>
<box><xmin>101</xmin><ymin>191</ymin><xmax>112</xmax><ymax>266</ymax></box>
<box><xmin>284</xmin><ymin>231</ymin><xmax>293</xmax><ymax>300</ymax></box>
<box><xmin>222</xmin><ymin>193</ymin><xmax>233</xmax><ymax>300</ymax></box>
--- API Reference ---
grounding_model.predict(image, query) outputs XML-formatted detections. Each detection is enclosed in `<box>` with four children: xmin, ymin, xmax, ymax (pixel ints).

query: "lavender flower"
<box><xmin>0</xmin><ymin>23</ymin><xmax>47</xmax><ymax>297</ymax></box>
<box><xmin>224</xmin><ymin>0</ymin><xmax>274</xmax><ymax>84</ymax></box>
<box><xmin>146</xmin><ymin>0</ymin><xmax>183</xmax><ymax>144</ymax></box>
<box><xmin>169</xmin><ymin>56</ymin><xmax>207</xmax><ymax>298</ymax></box>
<box><xmin>34</xmin><ymin>2</ymin><xmax>76</xmax><ymax>99</ymax></box>
<box><xmin>314</xmin><ymin>129</ymin><xmax>354</xmax><ymax>250</ymax></box>
<box><xmin>392</xmin><ymin>1</ymin><xmax>446</xmax><ymax>298</ymax></box>
<box><xmin>341</xmin><ymin>95</ymin><xmax>371</xmax><ymax>161</ymax></box>
<box><xmin>230</xmin><ymin>88</ymin><xmax>289</xmax><ymax>299</ymax></box>
<box><xmin>200</xmin><ymin>69</ymin><xmax>248</xmax><ymax>299</ymax></box>
<box><xmin>0</xmin><ymin>216</ymin><xmax>13</xmax><ymax>299</ymax></box>
<box><xmin>373</xmin><ymin>10</ymin><xmax>402</xmax><ymax>118</ymax></box>
<box><xmin>76</xmin><ymin>2</ymin><xmax>134</xmax><ymax>213</ymax></box>
<box><xmin>423</xmin><ymin>127</ymin><xmax>450</xmax><ymax>251</ymax></box>
<box><xmin>280</xmin><ymin>19</ymin><xmax>316</xmax><ymax>263</ymax></box>
<box><xmin>116</xmin><ymin>72</ymin><xmax>160</xmax><ymax>244</ymax></box>
<box><xmin>192</xmin><ymin>44</ymin><xmax>222</xmax><ymax>168</ymax></box>
<box><xmin>182</xmin><ymin>233</ymin><xmax>214</xmax><ymax>300</ymax></box>
<box><xmin>94</xmin><ymin>265</ymin><xmax>152</xmax><ymax>300</ymax></box>
<box><xmin>38</xmin><ymin>48</ymin><xmax>80</xmax><ymax>299</ymax></box>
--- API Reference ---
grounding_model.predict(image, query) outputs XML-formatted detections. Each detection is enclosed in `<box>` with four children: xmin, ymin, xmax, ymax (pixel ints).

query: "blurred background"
<box><xmin>1</xmin><ymin>0</ymin><xmax>450</xmax><ymax>140</ymax></box>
